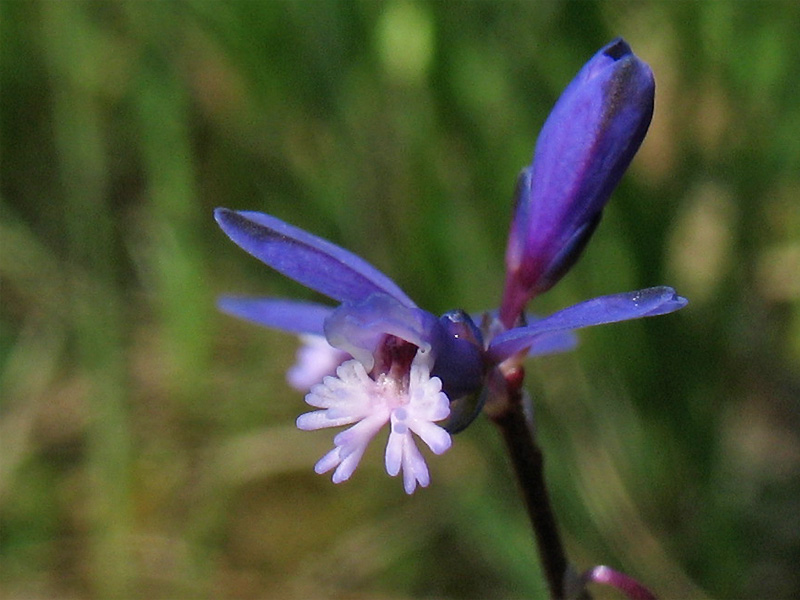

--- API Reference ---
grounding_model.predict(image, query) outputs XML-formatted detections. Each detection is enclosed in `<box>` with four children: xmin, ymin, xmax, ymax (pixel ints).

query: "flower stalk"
<box><xmin>484</xmin><ymin>363</ymin><xmax>571</xmax><ymax>599</ymax></box>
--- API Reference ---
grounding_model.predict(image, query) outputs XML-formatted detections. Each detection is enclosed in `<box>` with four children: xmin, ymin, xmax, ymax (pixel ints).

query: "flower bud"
<box><xmin>501</xmin><ymin>38</ymin><xmax>655</xmax><ymax>326</ymax></box>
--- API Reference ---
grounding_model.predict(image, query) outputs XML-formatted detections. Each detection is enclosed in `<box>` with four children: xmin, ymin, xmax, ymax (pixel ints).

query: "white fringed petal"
<box><xmin>297</xmin><ymin>354</ymin><xmax>453</xmax><ymax>493</ymax></box>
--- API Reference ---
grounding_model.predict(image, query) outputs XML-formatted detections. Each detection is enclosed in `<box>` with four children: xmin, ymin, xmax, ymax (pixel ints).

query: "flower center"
<box><xmin>371</xmin><ymin>335</ymin><xmax>421</xmax><ymax>388</ymax></box>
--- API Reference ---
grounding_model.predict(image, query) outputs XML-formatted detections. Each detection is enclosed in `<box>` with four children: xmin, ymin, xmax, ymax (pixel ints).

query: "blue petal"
<box><xmin>215</xmin><ymin>208</ymin><xmax>416</xmax><ymax>307</ymax></box>
<box><xmin>488</xmin><ymin>287</ymin><xmax>687</xmax><ymax>363</ymax></box>
<box><xmin>525</xmin><ymin>329</ymin><xmax>579</xmax><ymax>357</ymax></box>
<box><xmin>323</xmin><ymin>293</ymin><xmax>441</xmax><ymax>371</ymax></box>
<box><xmin>478</xmin><ymin>310</ymin><xmax>579</xmax><ymax>357</ymax></box>
<box><xmin>218</xmin><ymin>296</ymin><xmax>333</xmax><ymax>335</ymax></box>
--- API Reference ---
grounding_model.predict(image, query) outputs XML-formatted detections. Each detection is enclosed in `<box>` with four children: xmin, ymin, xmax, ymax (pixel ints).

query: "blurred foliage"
<box><xmin>1</xmin><ymin>1</ymin><xmax>799</xmax><ymax>599</ymax></box>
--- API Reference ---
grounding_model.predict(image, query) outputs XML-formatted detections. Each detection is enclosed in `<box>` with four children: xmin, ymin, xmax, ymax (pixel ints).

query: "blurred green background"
<box><xmin>2</xmin><ymin>1</ymin><xmax>799</xmax><ymax>598</ymax></box>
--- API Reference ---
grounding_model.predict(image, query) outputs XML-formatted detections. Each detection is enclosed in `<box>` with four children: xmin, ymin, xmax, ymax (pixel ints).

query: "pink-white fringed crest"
<box><xmin>296</xmin><ymin>351</ymin><xmax>451</xmax><ymax>493</ymax></box>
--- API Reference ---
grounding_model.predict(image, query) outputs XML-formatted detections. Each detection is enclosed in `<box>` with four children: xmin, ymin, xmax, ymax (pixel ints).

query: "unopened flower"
<box><xmin>501</xmin><ymin>38</ymin><xmax>656</xmax><ymax>326</ymax></box>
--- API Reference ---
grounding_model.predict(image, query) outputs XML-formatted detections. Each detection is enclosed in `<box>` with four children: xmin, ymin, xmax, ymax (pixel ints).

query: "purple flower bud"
<box><xmin>582</xmin><ymin>565</ymin><xmax>657</xmax><ymax>600</ymax></box>
<box><xmin>501</xmin><ymin>38</ymin><xmax>655</xmax><ymax>326</ymax></box>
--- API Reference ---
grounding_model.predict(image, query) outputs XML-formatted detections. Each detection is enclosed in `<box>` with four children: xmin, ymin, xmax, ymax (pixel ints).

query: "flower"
<box><xmin>214</xmin><ymin>38</ymin><xmax>687</xmax><ymax>493</ymax></box>
<box><xmin>215</xmin><ymin>208</ymin><xmax>474</xmax><ymax>492</ymax></box>
<box><xmin>215</xmin><ymin>208</ymin><xmax>685</xmax><ymax>493</ymax></box>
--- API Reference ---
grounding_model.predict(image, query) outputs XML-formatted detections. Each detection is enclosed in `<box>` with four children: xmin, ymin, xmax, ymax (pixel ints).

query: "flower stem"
<box><xmin>486</xmin><ymin>368</ymin><xmax>577</xmax><ymax>599</ymax></box>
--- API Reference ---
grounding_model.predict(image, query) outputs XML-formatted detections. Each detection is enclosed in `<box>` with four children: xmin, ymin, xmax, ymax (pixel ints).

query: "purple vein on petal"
<box><xmin>488</xmin><ymin>286</ymin><xmax>687</xmax><ymax>363</ymax></box>
<box><xmin>215</xmin><ymin>208</ymin><xmax>416</xmax><ymax>307</ymax></box>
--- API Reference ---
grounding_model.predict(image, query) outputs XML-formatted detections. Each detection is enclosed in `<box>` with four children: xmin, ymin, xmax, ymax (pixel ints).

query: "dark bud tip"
<box><xmin>603</xmin><ymin>37</ymin><xmax>632</xmax><ymax>60</ymax></box>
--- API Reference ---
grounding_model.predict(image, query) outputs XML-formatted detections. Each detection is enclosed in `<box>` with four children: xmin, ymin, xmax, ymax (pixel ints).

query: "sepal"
<box><xmin>489</xmin><ymin>287</ymin><xmax>687</xmax><ymax>363</ymax></box>
<box><xmin>215</xmin><ymin>208</ymin><xmax>415</xmax><ymax>307</ymax></box>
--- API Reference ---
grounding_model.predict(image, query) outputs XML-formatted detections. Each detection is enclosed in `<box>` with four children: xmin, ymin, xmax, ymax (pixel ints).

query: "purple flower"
<box><xmin>214</xmin><ymin>38</ymin><xmax>687</xmax><ymax>494</ymax></box>
<box><xmin>215</xmin><ymin>208</ymin><xmax>466</xmax><ymax>493</ymax></box>
<box><xmin>501</xmin><ymin>38</ymin><xmax>655</xmax><ymax>326</ymax></box>
<box><xmin>214</xmin><ymin>209</ymin><xmax>685</xmax><ymax>492</ymax></box>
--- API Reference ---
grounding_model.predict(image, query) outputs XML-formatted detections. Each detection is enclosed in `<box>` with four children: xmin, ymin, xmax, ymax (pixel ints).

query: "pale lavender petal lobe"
<box><xmin>402</xmin><ymin>439</ymin><xmax>429</xmax><ymax>494</ymax></box>
<box><xmin>410</xmin><ymin>420</ymin><xmax>452</xmax><ymax>454</ymax></box>
<box><xmin>314</xmin><ymin>447</ymin><xmax>343</xmax><ymax>474</ymax></box>
<box><xmin>332</xmin><ymin>450</ymin><xmax>366</xmax><ymax>483</ymax></box>
<box><xmin>296</xmin><ymin>411</ymin><xmax>358</xmax><ymax>430</ymax></box>
<box><xmin>385</xmin><ymin>432</ymin><xmax>403</xmax><ymax>476</ymax></box>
